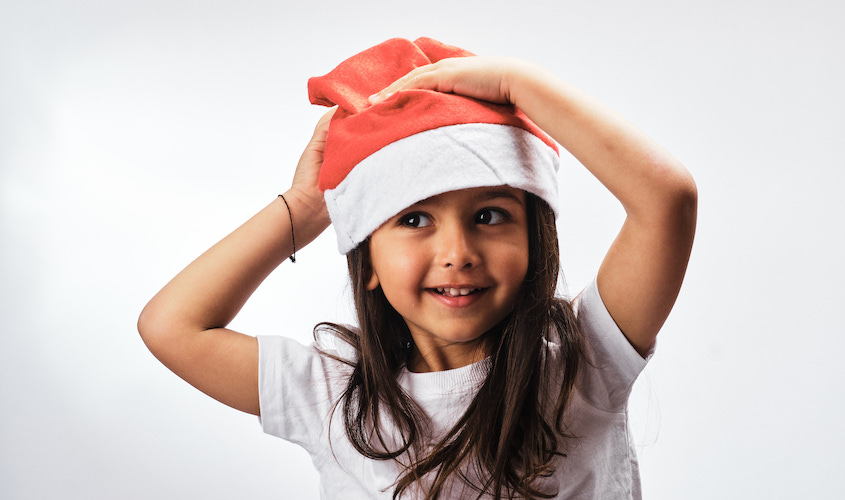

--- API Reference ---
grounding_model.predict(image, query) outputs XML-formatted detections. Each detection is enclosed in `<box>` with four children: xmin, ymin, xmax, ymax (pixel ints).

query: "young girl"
<box><xmin>139</xmin><ymin>38</ymin><xmax>697</xmax><ymax>499</ymax></box>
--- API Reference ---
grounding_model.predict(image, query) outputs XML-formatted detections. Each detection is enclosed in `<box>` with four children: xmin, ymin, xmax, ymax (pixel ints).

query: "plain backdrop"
<box><xmin>2</xmin><ymin>1</ymin><xmax>844</xmax><ymax>498</ymax></box>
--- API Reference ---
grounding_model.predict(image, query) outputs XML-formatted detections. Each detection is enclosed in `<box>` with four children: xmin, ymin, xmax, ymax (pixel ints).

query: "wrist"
<box><xmin>278</xmin><ymin>188</ymin><xmax>331</xmax><ymax>250</ymax></box>
<box><xmin>503</xmin><ymin>59</ymin><xmax>548</xmax><ymax>110</ymax></box>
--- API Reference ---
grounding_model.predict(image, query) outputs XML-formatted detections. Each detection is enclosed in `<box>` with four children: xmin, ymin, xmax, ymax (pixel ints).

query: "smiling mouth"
<box><xmin>434</xmin><ymin>287</ymin><xmax>482</xmax><ymax>297</ymax></box>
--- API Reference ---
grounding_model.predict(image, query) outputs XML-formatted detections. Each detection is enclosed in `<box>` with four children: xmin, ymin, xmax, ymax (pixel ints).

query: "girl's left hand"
<box><xmin>373</xmin><ymin>53</ymin><xmax>698</xmax><ymax>358</ymax></box>
<box><xmin>369</xmin><ymin>56</ymin><xmax>526</xmax><ymax>106</ymax></box>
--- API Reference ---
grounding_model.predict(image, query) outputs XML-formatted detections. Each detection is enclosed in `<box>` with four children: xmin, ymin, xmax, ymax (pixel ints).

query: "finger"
<box><xmin>368</xmin><ymin>64</ymin><xmax>441</xmax><ymax>104</ymax></box>
<box><xmin>305</xmin><ymin>107</ymin><xmax>336</xmax><ymax>151</ymax></box>
<box><xmin>295</xmin><ymin>109</ymin><xmax>336</xmax><ymax>168</ymax></box>
<box><xmin>314</xmin><ymin>107</ymin><xmax>336</xmax><ymax>135</ymax></box>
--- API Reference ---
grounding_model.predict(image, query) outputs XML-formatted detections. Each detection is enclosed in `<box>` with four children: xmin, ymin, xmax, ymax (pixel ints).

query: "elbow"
<box><xmin>137</xmin><ymin>299</ymin><xmax>209</xmax><ymax>360</ymax></box>
<box><xmin>137</xmin><ymin>301</ymin><xmax>175</xmax><ymax>356</ymax></box>
<box><xmin>137</xmin><ymin>304</ymin><xmax>160</xmax><ymax>352</ymax></box>
<box><xmin>672</xmin><ymin>169</ymin><xmax>698</xmax><ymax>223</ymax></box>
<box><xmin>137</xmin><ymin>305</ymin><xmax>153</xmax><ymax>342</ymax></box>
<box><xmin>626</xmin><ymin>160</ymin><xmax>697</xmax><ymax>232</ymax></box>
<box><xmin>673</xmin><ymin>164</ymin><xmax>698</xmax><ymax>203</ymax></box>
<box><xmin>660</xmin><ymin>167</ymin><xmax>698</xmax><ymax>242</ymax></box>
<box><xmin>651</xmin><ymin>159</ymin><xmax>698</xmax><ymax>222</ymax></box>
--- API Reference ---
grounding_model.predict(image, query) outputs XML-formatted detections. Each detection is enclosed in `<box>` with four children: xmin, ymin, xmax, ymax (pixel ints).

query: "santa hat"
<box><xmin>309</xmin><ymin>37</ymin><xmax>560</xmax><ymax>254</ymax></box>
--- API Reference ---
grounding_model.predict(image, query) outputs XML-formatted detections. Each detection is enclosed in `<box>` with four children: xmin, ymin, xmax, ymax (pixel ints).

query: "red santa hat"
<box><xmin>309</xmin><ymin>37</ymin><xmax>560</xmax><ymax>254</ymax></box>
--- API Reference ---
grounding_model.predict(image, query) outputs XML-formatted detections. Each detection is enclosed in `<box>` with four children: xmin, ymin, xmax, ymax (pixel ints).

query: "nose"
<box><xmin>436</xmin><ymin>222</ymin><xmax>481</xmax><ymax>269</ymax></box>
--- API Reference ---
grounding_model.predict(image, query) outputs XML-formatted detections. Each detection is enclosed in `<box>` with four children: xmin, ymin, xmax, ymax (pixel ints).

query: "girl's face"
<box><xmin>367</xmin><ymin>186</ymin><xmax>529</xmax><ymax>372</ymax></box>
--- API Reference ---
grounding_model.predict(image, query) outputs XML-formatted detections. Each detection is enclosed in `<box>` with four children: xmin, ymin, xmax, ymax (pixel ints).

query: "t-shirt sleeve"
<box><xmin>574</xmin><ymin>278</ymin><xmax>651</xmax><ymax>413</ymax></box>
<box><xmin>257</xmin><ymin>335</ymin><xmax>352</xmax><ymax>451</ymax></box>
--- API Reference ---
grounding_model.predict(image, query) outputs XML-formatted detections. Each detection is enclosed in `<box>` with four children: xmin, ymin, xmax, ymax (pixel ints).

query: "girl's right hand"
<box><xmin>138</xmin><ymin>109</ymin><xmax>339</xmax><ymax>417</ymax></box>
<box><xmin>286</xmin><ymin>108</ymin><xmax>335</xmax><ymax>231</ymax></box>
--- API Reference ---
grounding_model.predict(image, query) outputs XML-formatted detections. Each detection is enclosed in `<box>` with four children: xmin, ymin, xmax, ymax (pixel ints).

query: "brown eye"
<box><xmin>399</xmin><ymin>213</ymin><xmax>433</xmax><ymax>228</ymax></box>
<box><xmin>476</xmin><ymin>208</ymin><xmax>507</xmax><ymax>225</ymax></box>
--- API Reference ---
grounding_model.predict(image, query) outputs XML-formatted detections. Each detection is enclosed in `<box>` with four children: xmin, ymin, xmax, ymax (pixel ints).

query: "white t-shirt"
<box><xmin>258</xmin><ymin>279</ymin><xmax>650</xmax><ymax>498</ymax></box>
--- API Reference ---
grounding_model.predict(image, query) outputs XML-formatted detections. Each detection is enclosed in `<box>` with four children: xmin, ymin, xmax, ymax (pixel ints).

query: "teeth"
<box><xmin>435</xmin><ymin>287</ymin><xmax>479</xmax><ymax>297</ymax></box>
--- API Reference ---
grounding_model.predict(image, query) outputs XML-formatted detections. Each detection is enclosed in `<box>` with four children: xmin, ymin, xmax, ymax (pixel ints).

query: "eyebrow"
<box><xmin>403</xmin><ymin>187</ymin><xmax>525</xmax><ymax>211</ymax></box>
<box><xmin>411</xmin><ymin>188</ymin><xmax>526</xmax><ymax>209</ymax></box>
<box><xmin>474</xmin><ymin>189</ymin><xmax>525</xmax><ymax>205</ymax></box>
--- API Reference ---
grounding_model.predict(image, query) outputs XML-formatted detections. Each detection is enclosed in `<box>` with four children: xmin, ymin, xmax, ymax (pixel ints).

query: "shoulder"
<box><xmin>257</xmin><ymin>325</ymin><xmax>360</xmax><ymax>370</ymax></box>
<box><xmin>575</xmin><ymin>279</ymin><xmax>653</xmax><ymax>362</ymax></box>
<box><xmin>568</xmin><ymin>279</ymin><xmax>650</xmax><ymax>412</ymax></box>
<box><xmin>256</xmin><ymin>330</ymin><xmax>358</xmax><ymax>445</ymax></box>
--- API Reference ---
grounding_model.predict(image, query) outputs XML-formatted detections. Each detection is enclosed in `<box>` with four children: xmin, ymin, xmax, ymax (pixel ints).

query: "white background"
<box><xmin>2</xmin><ymin>1</ymin><xmax>843</xmax><ymax>498</ymax></box>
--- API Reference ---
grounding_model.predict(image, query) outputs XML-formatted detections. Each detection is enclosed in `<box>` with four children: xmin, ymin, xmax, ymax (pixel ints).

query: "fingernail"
<box><xmin>368</xmin><ymin>91</ymin><xmax>394</xmax><ymax>105</ymax></box>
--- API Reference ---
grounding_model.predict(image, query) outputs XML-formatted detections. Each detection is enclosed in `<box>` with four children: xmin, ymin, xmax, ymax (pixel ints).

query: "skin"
<box><xmin>371</xmin><ymin>57</ymin><xmax>698</xmax><ymax>358</ymax></box>
<box><xmin>367</xmin><ymin>186</ymin><xmax>529</xmax><ymax>373</ymax></box>
<box><xmin>138</xmin><ymin>57</ymin><xmax>697</xmax><ymax>417</ymax></box>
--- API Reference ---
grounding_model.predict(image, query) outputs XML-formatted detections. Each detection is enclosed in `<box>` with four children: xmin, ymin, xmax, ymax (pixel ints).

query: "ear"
<box><xmin>365</xmin><ymin>268</ymin><xmax>380</xmax><ymax>291</ymax></box>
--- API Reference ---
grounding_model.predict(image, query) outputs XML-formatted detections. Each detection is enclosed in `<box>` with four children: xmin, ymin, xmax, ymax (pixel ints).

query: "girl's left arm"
<box><xmin>372</xmin><ymin>58</ymin><xmax>697</xmax><ymax>357</ymax></box>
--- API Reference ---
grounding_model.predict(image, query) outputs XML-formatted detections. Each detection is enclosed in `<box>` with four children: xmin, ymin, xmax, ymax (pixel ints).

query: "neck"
<box><xmin>406</xmin><ymin>337</ymin><xmax>489</xmax><ymax>373</ymax></box>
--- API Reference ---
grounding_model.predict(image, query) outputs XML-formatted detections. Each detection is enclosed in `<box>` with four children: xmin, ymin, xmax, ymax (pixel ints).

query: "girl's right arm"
<box><xmin>137</xmin><ymin>110</ymin><xmax>334</xmax><ymax>416</ymax></box>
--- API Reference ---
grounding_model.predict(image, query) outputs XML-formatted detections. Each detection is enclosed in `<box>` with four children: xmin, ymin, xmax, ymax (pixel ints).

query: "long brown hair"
<box><xmin>317</xmin><ymin>193</ymin><xmax>584</xmax><ymax>499</ymax></box>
